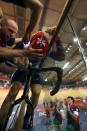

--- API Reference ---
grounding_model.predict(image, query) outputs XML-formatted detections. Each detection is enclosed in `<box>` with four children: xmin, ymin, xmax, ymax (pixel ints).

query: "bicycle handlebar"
<box><xmin>0</xmin><ymin>57</ymin><xmax>63</xmax><ymax>96</ymax></box>
<box><xmin>27</xmin><ymin>67</ymin><xmax>63</xmax><ymax>96</ymax></box>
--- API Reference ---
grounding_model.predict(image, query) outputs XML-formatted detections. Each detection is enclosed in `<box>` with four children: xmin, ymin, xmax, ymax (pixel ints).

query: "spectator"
<box><xmin>66</xmin><ymin>96</ymin><xmax>81</xmax><ymax>131</ymax></box>
<box><xmin>51</xmin><ymin>99</ymin><xmax>63</xmax><ymax>131</ymax></box>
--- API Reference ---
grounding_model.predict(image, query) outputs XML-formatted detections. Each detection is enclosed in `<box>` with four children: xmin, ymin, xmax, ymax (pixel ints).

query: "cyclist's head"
<box><xmin>30</xmin><ymin>31</ymin><xmax>49</xmax><ymax>55</ymax></box>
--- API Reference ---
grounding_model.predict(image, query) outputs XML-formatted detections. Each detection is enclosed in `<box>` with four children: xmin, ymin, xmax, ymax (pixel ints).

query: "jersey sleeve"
<box><xmin>14</xmin><ymin>41</ymin><xmax>24</xmax><ymax>49</ymax></box>
<box><xmin>5</xmin><ymin>38</ymin><xmax>15</xmax><ymax>46</ymax></box>
<box><xmin>48</xmin><ymin>36</ymin><xmax>65</xmax><ymax>61</ymax></box>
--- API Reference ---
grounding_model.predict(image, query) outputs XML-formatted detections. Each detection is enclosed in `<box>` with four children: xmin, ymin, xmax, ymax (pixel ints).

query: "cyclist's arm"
<box><xmin>0</xmin><ymin>7</ymin><xmax>3</xmax><ymax>18</ymax></box>
<box><xmin>49</xmin><ymin>37</ymin><xmax>65</xmax><ymax>61</ymax></box>
<box><xmin>0</xmin><ymin>63</ymin><xmax>16</xmax><ymax>74</ymax></box>
<box><xmin>23</xmin><ymin>0</ymin><xmax>43</xmax><ymax>42</ymax></box>
<box><xmin>0</xmin><ymin>47</ymin><xmax>43</xmax><ymax>58</ymax></box>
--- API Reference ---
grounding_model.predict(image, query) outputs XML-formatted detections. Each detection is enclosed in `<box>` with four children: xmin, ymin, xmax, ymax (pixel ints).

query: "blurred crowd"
<box><xmin>34</xmin><ymin>96</ymin><xmax>87</xmax><ymax>131</ymax></box>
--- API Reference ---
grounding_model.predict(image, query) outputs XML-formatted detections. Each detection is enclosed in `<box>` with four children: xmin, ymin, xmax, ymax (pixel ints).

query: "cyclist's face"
<box><xmin>0</xmin><ymin>20</ymin><xmax>18</xmax><ymax>42</ymax></box>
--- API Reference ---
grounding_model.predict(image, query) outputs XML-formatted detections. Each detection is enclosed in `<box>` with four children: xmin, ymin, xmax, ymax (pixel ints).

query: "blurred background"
<box><xmin>0</xmin><ymin>0</ymin><xmax>87</xmax><ymax>130</ymax></box>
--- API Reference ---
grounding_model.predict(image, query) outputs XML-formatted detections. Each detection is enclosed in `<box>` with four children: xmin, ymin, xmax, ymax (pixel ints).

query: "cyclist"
<box><xmin>0</xmin><ymin>27</ymin><xmax>65</xmax><ymax>130</ymax></box>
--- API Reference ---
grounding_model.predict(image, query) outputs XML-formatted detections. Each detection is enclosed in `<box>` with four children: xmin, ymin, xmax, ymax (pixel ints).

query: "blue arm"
<box><xmin>49</xmin><ymin>37</ymin><xmax>65</xmax><ymax>61</ymax></box>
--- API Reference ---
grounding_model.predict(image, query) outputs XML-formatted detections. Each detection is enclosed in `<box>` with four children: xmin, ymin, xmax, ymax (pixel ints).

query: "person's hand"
<box><xmin>67</xmin><ymin>104</ymin><xmax>71</xmax><ymax>112</ymax></box>
<box><xmin>22</xmin><ymin>32</ymin><xmax>31</xmax><ymax>44</ymax></box>
<box><xmin>14</xmin><ymin>57</ymin><xmax>32</xmax><ymax>69</ymax></box>
<box><xmin>45</xmin><ymin>26</ymin><xmax>56</xmax><ymax>35</ymax></box>
<box><xmin>24</xmin><ymin>46</ymin><xmax>44</xmax><ymax>59</ymax></box>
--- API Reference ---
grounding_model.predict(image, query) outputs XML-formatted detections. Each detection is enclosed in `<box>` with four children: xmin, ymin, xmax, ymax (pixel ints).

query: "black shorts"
<box><xmin>11</xmin><ymin>70</ymin><xmax>42</xmax><ymax>85</ymax></box>
<box><xmin>2</xmin><ymin>0</ymin><xmax>25</xmax><ymax>8</ymax></box>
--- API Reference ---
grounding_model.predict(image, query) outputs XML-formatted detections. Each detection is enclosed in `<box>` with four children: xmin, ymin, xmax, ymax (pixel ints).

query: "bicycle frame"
<box><xmin>2</xmin><ymin>66</ymin><xmax>63</xmax><ymax>131</ymax></box>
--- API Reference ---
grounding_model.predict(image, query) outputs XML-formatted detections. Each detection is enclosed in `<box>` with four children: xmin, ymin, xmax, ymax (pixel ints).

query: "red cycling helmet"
<box><xmin>30</xmin><ymin>32</ymin><xmax>49</xmax><ymax>55</ymax></box>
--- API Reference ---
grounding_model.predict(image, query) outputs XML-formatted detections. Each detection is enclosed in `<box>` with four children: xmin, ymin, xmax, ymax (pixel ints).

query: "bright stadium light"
<box><xmin>63</xmin><ymin>62</ymin><xmax>69</xmax><ymax>69</ymax></box>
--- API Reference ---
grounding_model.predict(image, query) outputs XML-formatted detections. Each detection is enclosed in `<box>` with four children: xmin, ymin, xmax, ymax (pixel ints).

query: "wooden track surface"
<box><xmin>0</xmin><ymin>88</ymin><xmax>87</xmax><ymax>106</ymax></box>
